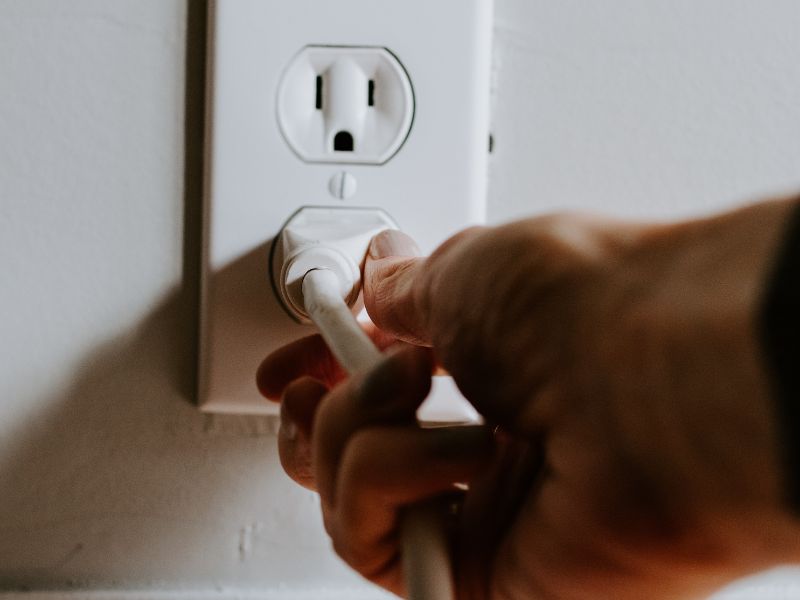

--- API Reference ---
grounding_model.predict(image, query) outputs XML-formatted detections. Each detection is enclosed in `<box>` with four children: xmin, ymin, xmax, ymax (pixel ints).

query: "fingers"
<box><xmin>257</xmin><ymin>323</ymin><xmax>398</xmax><ymax>401</ymax></box>
<box><xmin>278</xmin><ymin>377</ymin><xmax>327</xmax><ymax>490</ymax></box>
<box><xmin>332</xmin><ymin>426</ymin><xmax>494</xmax><ymax>589</ymax></box>
<box><xmin>256</xmin><ymin>334</ymin><xmax>339</xmax><ymax>401</ymax></box>
<box><xmin>313</xmin><ymin>346</ymin><xmax>435</xmax><ymax>508</ymax></box>
<box><xmin>310</xmin><ymin>344</ymin><xmax>495</xmax><ymax>594</ymax></box>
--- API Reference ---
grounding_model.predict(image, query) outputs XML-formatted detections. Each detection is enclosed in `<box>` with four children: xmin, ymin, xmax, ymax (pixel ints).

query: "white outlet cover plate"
<box><xmin>201</xmin><ymin>0</ymin><xmax>494</xmax><ymax>415</ymax></box>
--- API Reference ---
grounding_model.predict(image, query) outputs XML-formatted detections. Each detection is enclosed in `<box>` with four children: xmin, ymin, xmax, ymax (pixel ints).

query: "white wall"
<box><xmin>489</xmin><ymin>0</ymin><xmax>800</xmax><ymax>224</ymax></box>
<box><xmin>0</xmin><ymin>0</ymin><xmax>799</xmax><ymax>597</ymax></box>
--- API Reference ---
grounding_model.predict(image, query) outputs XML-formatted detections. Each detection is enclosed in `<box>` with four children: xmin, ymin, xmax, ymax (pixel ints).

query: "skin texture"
<box><xmin>257</xmin><ymin>197</ymin><xmax>800</xmax><ymax>600</ymax></box>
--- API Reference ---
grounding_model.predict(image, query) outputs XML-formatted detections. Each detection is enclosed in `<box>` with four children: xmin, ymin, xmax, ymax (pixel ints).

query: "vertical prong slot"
<box><xmin>368</xmin><ymin>79</ymin><xmax>375</xmax><ymax>107</ymax></box>
<box><xmin>315</xmin><ymin>75</ymin><xmax>323</xmax><ymax>110</ymax></box>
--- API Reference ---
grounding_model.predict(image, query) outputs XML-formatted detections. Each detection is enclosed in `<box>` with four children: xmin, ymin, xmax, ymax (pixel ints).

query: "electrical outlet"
<box><xmin>201</xmin><ymin>0</ymin><xmax>493</xmax><ymax>415</ymax></box>
<box><xmin>278</xmin><ymin>46</ymin><xmax>414</xmax><ymax>165</ymax></box>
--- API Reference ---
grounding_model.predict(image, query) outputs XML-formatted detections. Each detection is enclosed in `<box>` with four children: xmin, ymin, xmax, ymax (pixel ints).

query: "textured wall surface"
<box><xmin>0</xmin><ymin>0</ymin><xmax>799</xmax><ymax>596</ymax></box>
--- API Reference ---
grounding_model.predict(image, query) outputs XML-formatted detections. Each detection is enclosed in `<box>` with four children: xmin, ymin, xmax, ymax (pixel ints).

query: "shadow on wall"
<box><xmin>0</xmin><ymin>248</ymin><xmax>286</xmax><ymax>588</ymax></box>
<box><xmin>0</xmin><ymin>1</ymin><xmax>303</xmax><ymax>588</ymax></box>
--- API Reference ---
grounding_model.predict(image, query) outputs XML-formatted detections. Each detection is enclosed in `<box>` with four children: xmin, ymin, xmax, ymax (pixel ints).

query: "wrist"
<box><xmin>607</xmin><ymin>198</ymin><xmax>799</xmax><ymax>530</ymax></box>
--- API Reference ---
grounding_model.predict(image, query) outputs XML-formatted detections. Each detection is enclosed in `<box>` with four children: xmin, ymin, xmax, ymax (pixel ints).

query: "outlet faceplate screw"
<box><xmin>329</xmin><ymin>171</ymin><xmax>358</xmax><ymax>200</ymax></box>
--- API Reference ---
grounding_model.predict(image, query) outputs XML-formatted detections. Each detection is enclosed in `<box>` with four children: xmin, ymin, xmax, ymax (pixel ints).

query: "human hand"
<box><xmin>259</xmin><ymin>198</ymin><xmax>800</xmax><ymax>599</ymax></box>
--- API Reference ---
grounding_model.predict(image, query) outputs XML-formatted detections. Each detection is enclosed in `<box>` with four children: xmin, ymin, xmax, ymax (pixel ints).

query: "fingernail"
<box><xmin>281</xmin><ymin>419</ymin><xmax>297</xmax><ymax>441</ymax></box>
<box><xmin>369</xmin><ymin>230</ymin><xmax>420</xmax><ymax>260</ymax></box>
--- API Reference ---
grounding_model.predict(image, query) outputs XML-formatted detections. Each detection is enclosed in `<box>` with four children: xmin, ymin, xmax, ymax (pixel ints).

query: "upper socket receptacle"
<box><xmin>277</xmin><ymin>46</ymin><xmax>415</xmax><ymax>165</ymax></box>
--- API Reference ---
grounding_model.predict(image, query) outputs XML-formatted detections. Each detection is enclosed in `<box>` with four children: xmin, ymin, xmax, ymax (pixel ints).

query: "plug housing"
<box><xmin>272</xmin><ymin>207</ymin><xmax>398</xmax><ymax>322</ymax></box>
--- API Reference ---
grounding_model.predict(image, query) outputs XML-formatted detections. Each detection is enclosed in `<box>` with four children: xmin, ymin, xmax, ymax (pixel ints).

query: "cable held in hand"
<box><xmin>302</xmin><ymin>267</ymin><xmax>455</xmax><ymax>600</ymax></box>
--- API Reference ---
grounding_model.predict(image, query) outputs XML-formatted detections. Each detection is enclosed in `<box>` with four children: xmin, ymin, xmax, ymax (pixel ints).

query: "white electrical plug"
<box><xmin>271</xmin><ymin>207</ymin><xmax>398</xmax><ymax>322</ymax></box>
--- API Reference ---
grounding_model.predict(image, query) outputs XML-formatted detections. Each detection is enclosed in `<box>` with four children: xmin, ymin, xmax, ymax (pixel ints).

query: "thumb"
<box><xmin>363</xmin><ymin>230</ymin><xmax>432</xmax><ymax>346</ymax></box>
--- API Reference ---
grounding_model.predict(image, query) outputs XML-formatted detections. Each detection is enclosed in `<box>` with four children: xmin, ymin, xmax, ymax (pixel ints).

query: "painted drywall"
<box><xmin>0</xmin><ymin>0</ymin><xmax>799</xmax><ymax>597</ymax></box>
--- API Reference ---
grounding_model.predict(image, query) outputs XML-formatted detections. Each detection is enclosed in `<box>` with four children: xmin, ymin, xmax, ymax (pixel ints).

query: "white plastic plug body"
<box><xmin>278</xmin><ymin>46</ymin><xmax>414</xmax><ymax>165</ymax></box>
<box><xmin>272</xmin><ymin>207</ymin><xmax>398</xmax><ymax>322</ymax></box>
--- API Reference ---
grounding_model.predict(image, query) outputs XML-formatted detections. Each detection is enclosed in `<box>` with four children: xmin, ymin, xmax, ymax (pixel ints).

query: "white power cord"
<box><xmin>302</xmin><ymin>269</ymin><xmax>383</xmax><ymax>373</ymax></box>
<box><xmin>302</xmin><ymin>268</ymin><xmax>455</xmax><ymax>600</ymax></box>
